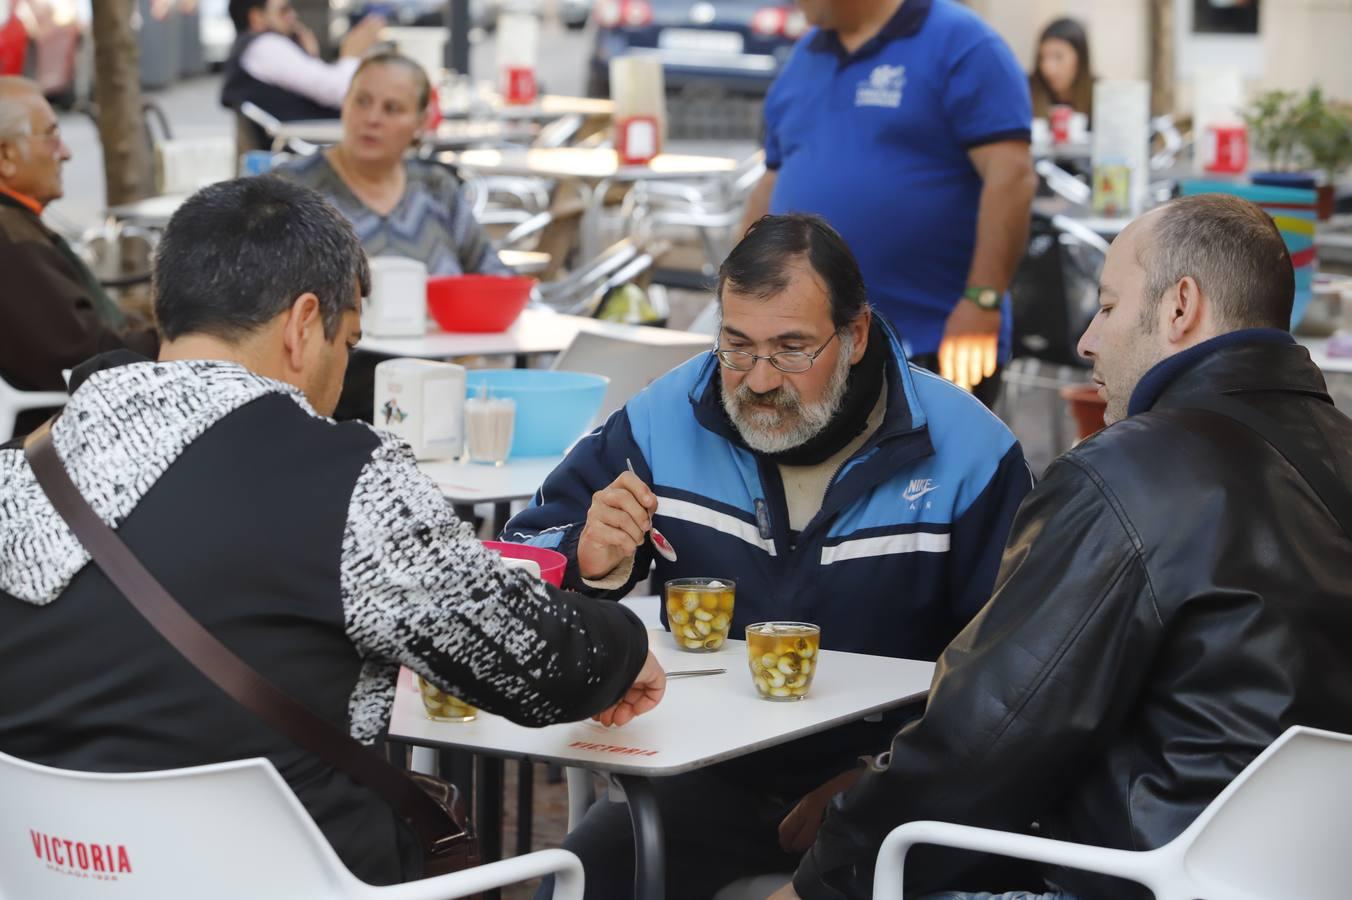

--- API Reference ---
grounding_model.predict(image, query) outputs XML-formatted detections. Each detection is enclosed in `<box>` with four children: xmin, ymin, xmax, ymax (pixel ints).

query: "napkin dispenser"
<box><xmin>373</xmin><ymin>358</ymin><xmax>467</xmax><ymax>460</ymax></box>
<box><xmin>366</xmin><ymin>256</ymin><xmax>428</xmax><ymax>337</ymax></box>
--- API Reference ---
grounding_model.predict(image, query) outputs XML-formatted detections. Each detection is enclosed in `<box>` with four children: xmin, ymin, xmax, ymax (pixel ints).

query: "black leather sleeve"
<box><xmin>794</xmin><ymin>452</ymin><xmax>1163</xmax><ymax>899</ymax></box>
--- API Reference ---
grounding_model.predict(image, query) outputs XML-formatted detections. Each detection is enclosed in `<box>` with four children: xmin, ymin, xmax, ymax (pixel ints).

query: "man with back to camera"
<box><xmin>0</xmin><ymin>176</ymin><xmax>665</xmax><ymax>886</ymax></box>
<box><xmin>740</xmin><ymin>0</ymin><xmax>1038</xmax><ymax>405</ymax></box>
<box><xmin>508</xmin><ymin>213</ymin><xmax>1034</xmax><ymax>898</ymax></box>
<box><xmin>775</xmin><ymin>194</ymin><xmax>1352</xmax><ymax>900</ymax></box>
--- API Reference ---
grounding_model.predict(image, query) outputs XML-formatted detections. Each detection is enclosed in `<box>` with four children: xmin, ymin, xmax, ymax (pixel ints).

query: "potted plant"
<box><xmin>1299</xmin><ymin>92</ymin><xmax>1352</xmax><ymax>220</ymax></box>
<box><xmin>1243</xmin><ymin>89</ymin><xmax>1305</xmax><ymax>176</ymax></box>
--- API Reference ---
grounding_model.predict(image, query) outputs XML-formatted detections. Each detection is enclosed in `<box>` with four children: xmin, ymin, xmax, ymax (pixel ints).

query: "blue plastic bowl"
<box><xmin>465</xmin><ymin>370</ymin><xmax>608</xmax><ymax>457</ymax></box>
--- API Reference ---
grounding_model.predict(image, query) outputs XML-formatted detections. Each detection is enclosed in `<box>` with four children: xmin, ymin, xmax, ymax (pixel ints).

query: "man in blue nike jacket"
<box><xmin>508</xmin><ymin>214</ymin><xmax>1031</xmax><ymax>898</ymax></box>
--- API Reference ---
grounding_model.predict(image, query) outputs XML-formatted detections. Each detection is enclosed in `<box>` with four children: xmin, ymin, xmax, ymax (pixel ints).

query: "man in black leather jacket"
<box><xmin>779</xmin><ymin>193</ymin><xmax>1352</xmax><ymax>900</ymax></box>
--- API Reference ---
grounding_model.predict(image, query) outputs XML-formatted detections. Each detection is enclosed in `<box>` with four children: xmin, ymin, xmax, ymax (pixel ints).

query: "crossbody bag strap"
<box><xmin>23</xmin><ymin>428</ymin><xmax>463</xmax><ymax>856</ymax></box>
<box><xmin>1187</xmin><ymin>394</ymin><xmax>1352</xmax><ymax>542</ymax></box>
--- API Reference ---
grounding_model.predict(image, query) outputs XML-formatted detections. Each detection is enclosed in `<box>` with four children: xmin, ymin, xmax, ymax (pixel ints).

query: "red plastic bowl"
<box><xmin>482</xmin><ymin>541</ymin><xmax>567</xmax><ymax>587</ymax></box>
<box><xmin>427</xmin><ymin>275</ymin><xmax>534</xmax><ymax>333</ymax></box>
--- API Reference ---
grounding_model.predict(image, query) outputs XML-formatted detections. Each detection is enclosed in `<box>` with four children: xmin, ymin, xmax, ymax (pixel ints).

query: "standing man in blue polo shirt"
<box><xmin>740</xmin><ymin>0</ymin><xmax>1036</xmax><ymax>406</ymax></box>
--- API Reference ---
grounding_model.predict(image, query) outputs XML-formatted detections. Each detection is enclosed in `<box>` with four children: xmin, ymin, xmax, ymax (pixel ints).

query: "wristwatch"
<box><xmin>963</xmin><ymin>286</ymin><xmax>1001</xmax><ymax>310</ymax></box>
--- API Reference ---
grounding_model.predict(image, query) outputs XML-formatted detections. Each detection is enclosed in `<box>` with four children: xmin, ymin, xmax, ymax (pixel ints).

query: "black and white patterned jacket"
<box><xmin>0</xmin><ymin>352</ymin><xmax>648</xmax><ymax>884</ymax></box>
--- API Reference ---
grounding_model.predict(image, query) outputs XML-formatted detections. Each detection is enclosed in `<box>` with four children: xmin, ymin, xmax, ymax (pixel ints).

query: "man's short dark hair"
<box><xmin>1138</xmin><ymin>194</ymin><xmax>1294</xmax><ymax>331</ymax></box>
<box><xmin>228</xmin><ymin>0</ymin><xmax>265</xmax><ymax>33</ymax></box>
<box><xmin>718</xmin><ymin>214</ymin><xmax>868</xmax><ymax>330</ymax></box>
<box><xmin>153</xmin><ymin>177</ymin><xmax>370</xmax><ymax>342</ymax></box>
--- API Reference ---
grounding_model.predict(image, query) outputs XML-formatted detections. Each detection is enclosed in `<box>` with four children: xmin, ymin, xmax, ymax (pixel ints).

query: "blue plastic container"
<box><xmin>465</xmin><ymin>370</ymin><xmax>608</xmax><ymax>457</ymax></box>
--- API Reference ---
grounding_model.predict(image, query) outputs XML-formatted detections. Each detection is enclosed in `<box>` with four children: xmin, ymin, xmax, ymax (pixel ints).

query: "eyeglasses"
<box><xmin>714</xmin><ymin>332</ymin><xmax>838</xmax><ymax>374</ymax></box>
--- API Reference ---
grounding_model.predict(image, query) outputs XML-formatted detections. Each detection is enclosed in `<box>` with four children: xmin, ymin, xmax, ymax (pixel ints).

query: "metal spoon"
<box><xmin>625</xmin><ymin>458</ymin><xmax>678</xmax><ymax>562</ymax></box>
<box><xmin>665</xmin><ymin>668</ymin><xmax>726</xmax><ymax>679</ymax></box>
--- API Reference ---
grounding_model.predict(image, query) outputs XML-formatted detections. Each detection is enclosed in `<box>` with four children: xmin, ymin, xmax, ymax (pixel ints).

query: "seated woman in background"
<box><xmin>1029</xmin><ymin>17</ymin><xmax>1094</xmax><ymax>120</ymax></box>
<box><xmin>276</xmin><ymin>52</ymin><xmax>510</xmax><ymax>422</ymax></box>
<box><xmin>275</xmin><ymin>51</ymin><xmax>508</xmax><ymax>276</ymax></box>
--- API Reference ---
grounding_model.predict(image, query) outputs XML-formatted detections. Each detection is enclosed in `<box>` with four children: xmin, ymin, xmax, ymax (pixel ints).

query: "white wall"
<box><xmin>965</xmin><ymin>0</ymin><xmax>1352</xmax><ymax>112</ymax></box>
<box><xmin>967</xmin><ymin>0</ymin><xmax>1148</xmax><ymax>82</ymax></box>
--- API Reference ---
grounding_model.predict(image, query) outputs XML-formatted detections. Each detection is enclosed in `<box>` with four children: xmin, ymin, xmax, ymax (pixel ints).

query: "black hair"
<box><xmin>228</xmin><ymin>0</ymin><xmax>267</xmax><ymax>33</ymax></box>
<box><xmin>153</xmin><ymin>177</ymin><xmax>370</xmax><ymax>342</ymax></box>
<box><xmin>718</xmin><ymin>214</ymin><xmax>868</xmax><ymax>329</ymax></box>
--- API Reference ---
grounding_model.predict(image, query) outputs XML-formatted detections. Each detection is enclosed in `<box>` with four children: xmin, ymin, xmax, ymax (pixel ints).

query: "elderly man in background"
<box><xmin>741</xmin><ymin>0</ymin><xmax>1037</xmax><ymax>405</ymax></box>
<box><xmin>0</xmin><ymin>76</ymin><xmax>157</xmax><ymax>438</ymax></box>
<box><xmin>780</xmin><ymin>194</ymin><xmax>1352</xmax><ymax>900</ymax></box>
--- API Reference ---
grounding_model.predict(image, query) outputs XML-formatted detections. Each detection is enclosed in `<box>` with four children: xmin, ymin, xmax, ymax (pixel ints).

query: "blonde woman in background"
<box><xmin>275</xmin><ymin>52</ymin><xmax>507</xmax><ymax>277</ymax></box>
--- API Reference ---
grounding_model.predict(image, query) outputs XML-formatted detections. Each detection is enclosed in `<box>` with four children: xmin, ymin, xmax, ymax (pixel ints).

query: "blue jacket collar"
<box><xmin>807</xmin><ymin>0</ymin><xmax>932</xmax><ymax>60</ymax></box>
<box><xmin>1126</xmin><ymin>328</ymin><xmax>1296</xmax><ymax>417</ymax></box>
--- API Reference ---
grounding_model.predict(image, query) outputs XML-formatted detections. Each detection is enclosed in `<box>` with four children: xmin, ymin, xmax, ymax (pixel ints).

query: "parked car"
<box><xmin>587</xmin><ymin>0</ymin><xmax>802</xmax><ymax>97</ymax></box>
<box><xmin>1</xmin><ymin>0</ymin><xmax>89</xmax><ymax>107</ymax></box>
<box><xmin>344</xmin><ymin>0</ymin><xmax>501</xmax><ymax>32</ymax></box>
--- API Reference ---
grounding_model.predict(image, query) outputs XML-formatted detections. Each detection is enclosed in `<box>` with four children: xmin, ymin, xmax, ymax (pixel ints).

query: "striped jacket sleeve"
<box><xmin>338</xmin><ymin>430</ymin><xmax>649</xmax><ymax>739</ymax></box>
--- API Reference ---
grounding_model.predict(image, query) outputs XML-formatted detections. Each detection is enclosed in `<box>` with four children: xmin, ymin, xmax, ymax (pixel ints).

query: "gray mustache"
<box><xmin>733</xmin><ymin>384</ymin><xmax>800</xmax><ymax>411</ymax></box>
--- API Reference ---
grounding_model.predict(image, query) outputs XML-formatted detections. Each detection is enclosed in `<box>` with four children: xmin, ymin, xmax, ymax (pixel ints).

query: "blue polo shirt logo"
<box><xmin>855</xmin><ymin>64</ymin><xmax>905</xmax><ymax>109</ymax></box>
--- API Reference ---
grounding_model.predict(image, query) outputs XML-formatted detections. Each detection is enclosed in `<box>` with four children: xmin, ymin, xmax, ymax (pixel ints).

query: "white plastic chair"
<box><xmin>0</xmin><ymin>374</ymin><xmax>67</xmax><ymax>440</ymax></box>
<box><xmin>872</xmin><ymin>725</ymin><xmax>1352</xmax><ymax>900</ymax></box>
<box><xmin>0</xmin><ymin>749</ymin><xmax>584</xmax><ymax>900</ymax></box>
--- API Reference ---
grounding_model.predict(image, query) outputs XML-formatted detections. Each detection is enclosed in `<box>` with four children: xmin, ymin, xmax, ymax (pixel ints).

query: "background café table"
<box><xmin>357</xmin><ymin>307</ymin><xmax>711</xmax><ymax>363</ymax></box>
<box><xmin>420</xmin><ymin>453</ymin><xmax>564</xmax><ymax>533</ymax></box>
<box><xmin>271</xmin><ymin>118</ymin><xmax>536</xmax><ymax>151</ymax></box>
<box><xmin>389</xmin><ymin>627</ymin><xmax>935</xmax><ymax>900</ymax></box>
<box><xmin>443</xmin><ymin>93</ymin><xmax>616</xmax><ymax>123</ymax></box>
<box><xmin>448</xmin><ymin>147</ymin><xmax>739</xmax><ymax>259</ymax></box>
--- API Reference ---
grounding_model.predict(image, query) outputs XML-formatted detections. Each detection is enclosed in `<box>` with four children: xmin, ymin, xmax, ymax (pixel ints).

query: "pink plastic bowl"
<box><xmin>482</xmin><ymin>541</ymin><xmax>566</xmax><ymax>587</ymax></box>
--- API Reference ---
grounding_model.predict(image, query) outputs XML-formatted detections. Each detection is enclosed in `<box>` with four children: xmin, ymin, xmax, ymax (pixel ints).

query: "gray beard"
<box><xmin>721</xmin><ymin>333</ymin><xmax>853</xmax><ymax>455</ymax></box>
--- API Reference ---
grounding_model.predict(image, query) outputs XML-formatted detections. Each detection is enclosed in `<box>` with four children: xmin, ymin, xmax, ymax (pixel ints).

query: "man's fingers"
<box><xmin>938</xmin><ymin>339</ymin><xmax>955</xmax><ymax>383</ymax></box>
<box><xmin>580</xmin><ymin>522</ymin><xmax>636</xmax><ymax>560</ymax></box>
<box><xmin>631</xmin><ymin>690</ymin><xmax>661</xmax><ymax>717</ymax></box>
<box><xmin>591</xmin><ymin>505</ymin><xmax>646</xmax><ymax>546</ymax></box>
<box><xmin>983</xmin><ymin>338</ymin><xmax>998</xmax><ymax>380</ymax></box>
<box><xmin>615</xmin><ymin>471</ymin><xmax>658</xmax><ymax>510</ymax></box>
<box><xmin>602</xmin><ymin>486</ymin><xmax>653</xmax><ymax>535</ymax></box>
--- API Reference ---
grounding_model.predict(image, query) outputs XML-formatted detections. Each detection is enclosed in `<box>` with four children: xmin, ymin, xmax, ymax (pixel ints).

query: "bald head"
<box><xmin>1132</xmin><ymin>194</ymin><xmax>1295</xmax><ymax>333</ymax></box>
<box><xmin>0</xmin><ymin>77</ymin><xmax>71</xmax><ymax>205</ymax></box>
<box><xmin>0</xmin><ymin>77</ymin><xmax>41</xmax><ymax>141</ymax></box>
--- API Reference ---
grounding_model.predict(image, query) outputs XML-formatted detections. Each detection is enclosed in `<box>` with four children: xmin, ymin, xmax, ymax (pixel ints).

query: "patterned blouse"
<box><xmin>274</xmin><ymin>153</ymin><xmax>508</xmax><ymax>277</ymax></box>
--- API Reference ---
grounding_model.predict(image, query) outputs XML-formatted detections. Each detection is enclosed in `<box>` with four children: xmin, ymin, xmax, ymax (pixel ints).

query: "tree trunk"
<box><xmin>1148</xmin><ymin>0</ymin><xmax>1176</xmax><ymax>117</ymax></box>
<box><xmin>90</xmin><ymin>0</ymin><xmax>152</xmax><ymax>206</ymax></box>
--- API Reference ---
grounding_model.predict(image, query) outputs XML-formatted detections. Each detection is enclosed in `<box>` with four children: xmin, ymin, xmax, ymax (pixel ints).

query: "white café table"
<box><xmin>420</xmin><ymin>454</ymin><xmax>564</xmax><ymax>528</ymax></box>
<box><xmin>389</xmin><ymin>625</ymin><xmax>935</xmax><ymax>900</ymax></box>
<box><xmin>448</xmin><ymin>147</ymin><xmax>739</xmax><ymax>260</ymax></box>
<box><xmin>1300</xmin><ymin>335</ymin><xmax>1352</xmax><ymax>376</ymax></box>
<box><xmin>443</xmin><ymin>93</ymin><xmax>616</xmax><ymax>123</ymax></box>
<box><xmin>272</xmin><ymin>118</ymin><xmax>536</xmax><ymax>150</ymax></box>
<box><xmin>359</xmin><ymin>307</ymin><xmax>711</xmax><ymax>361</ymax></box>
<box><xmin>106</xmin><ymin>193</ymin><xmax>191</xmax><ymax>229</ymax></box>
